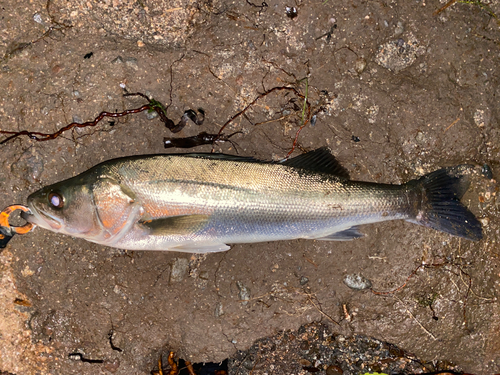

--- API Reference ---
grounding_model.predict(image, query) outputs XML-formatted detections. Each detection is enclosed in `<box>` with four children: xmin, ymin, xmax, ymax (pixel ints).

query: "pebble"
<box><xmin>111</xmin><ymin>56</ymin><xmax>124</xmax><ymax>64</ymax></box>
<box><xmin>170</xmin><ymin>258</ymin><xmax>189</xmax><ymax>283</ymax></box>
<box><xmin>343</xmin><ymin>273</ymin><xmax>372</xmax><ymax>290</ymax></box>
<box><xmin>299</xmin><ymin>358</ymin><xmax>312</xmax><ymax>366</ymax></box>
<box><xmin>104</xmin><ymin>358</ymin><xmax>120</xmax><ymax>373</ymax></box>
<box><xmin>354</xmin><ymin>58</ymin><xmax>367</xmax><ymax>74</ymax></box>
<box><xmin>473</xmin><ymin>108</ymin><xmax>490</xmax><ymax>128</ymax></box>
<box><xmin>394</xmin><ymin>21</ymin><xmax>404</xmax><ymax>36</ymax></box>
<box><xmin>33</xmin><ymin>13</ymin><xmax>44</xmax><ymax>25</ymax></box>
<box><xmin>236</xmin><ymin>281</ymin><xmax>251</xmax><ymax>305</ymax></box>
<box><xmin>415</xmin><ymin>131</ymin><xmax>426</xmax><ymax>143</ymax></box>
<box><xmin>481</xmin><ymin>164</ymin><xmax>493</xmax><ymax>180</ymax></box>
<box><xmin>124</xmin><ymin>57</ymin><xmax>139</xmax><ymax>70</ymax></box>
<box><xmin>479</xmin><ymin>217</ymin><xmax>489</xmax><ymax>227</ymax></box>
<box><xmin>51</xmin><ymin>64</ymin><xmax>62</xmax><ymax>74</ymax></box>
<box><xmin>146</xmin><ymin>110</ymin><xmax>158</xmax><ymax>120</ymax></box>
<box><xmin>214</xmin><ymin>302</ymin><xmax>224</xmax><ymax>317</ymax></box>
<box><xmin>326</xmin><ymin>365</ymin><xmax>343</xmax><ymax>375</ymax></box>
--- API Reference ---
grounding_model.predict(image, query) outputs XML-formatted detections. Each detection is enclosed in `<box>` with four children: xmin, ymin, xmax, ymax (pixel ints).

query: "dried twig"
<box><xmin>434</xmin><ymin>0</ymin><xmax>457</xmax><ymax>15</ymax></box>
<box><xmin>394</xmin><ymin>295</ymin><xmax>437</xmax><ymax>340</ymax></box>
<box><xmin>443</xmin><ymin>117</ymin><xmax>460</xmax><ymax>133</ymax></box>
<box><xmin>305</xmin><ymin>291</ymin><xmax>339</xmax><ymax>325</ymax></box>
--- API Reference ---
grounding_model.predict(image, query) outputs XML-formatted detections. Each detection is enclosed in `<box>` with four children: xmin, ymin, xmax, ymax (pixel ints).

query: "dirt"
<box><xmin>0</xmin><ymin>0</ymin><xmax>499</xmax><ymax>374</ymax></box>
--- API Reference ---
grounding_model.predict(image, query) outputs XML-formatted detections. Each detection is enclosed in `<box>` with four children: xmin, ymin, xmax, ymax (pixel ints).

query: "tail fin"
<box><xmin>407</xmin><ymin>166</ymin><xmax>483</xmax><ymax>241</ymax></box>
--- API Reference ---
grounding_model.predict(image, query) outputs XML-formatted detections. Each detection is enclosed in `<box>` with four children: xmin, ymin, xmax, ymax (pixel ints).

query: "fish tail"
<box><xmin>406</xmin><ymin>166</ymin><xmax>483</xmax><ymax>241</ymax></box>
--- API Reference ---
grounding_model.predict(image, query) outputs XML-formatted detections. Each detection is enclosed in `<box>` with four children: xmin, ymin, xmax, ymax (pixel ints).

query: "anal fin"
<box><xmin>172</xmin><ymin>242</ymin><xmax>231</xmax><ymax>253</ymax></box>
<box><xmin>314</xmin><ymin>226</ymin><xmax>364</xmax><ymax>241</ymax></box>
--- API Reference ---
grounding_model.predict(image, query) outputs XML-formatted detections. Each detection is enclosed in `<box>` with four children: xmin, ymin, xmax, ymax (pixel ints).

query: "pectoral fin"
<box><xmin>314</xmin><ymin>226</ymin><xmax>364</xmax><ymax>241</ymax></box>
<box><xmin>140</xmin><ymin>214</ymin><xmax>210</xmax><ymax>236</ymax></box>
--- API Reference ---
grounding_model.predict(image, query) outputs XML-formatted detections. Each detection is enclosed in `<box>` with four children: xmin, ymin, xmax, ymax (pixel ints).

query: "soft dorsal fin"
<box><xmin>281</xmin><ymin>147</ymin><xmax>349</xmax><ymax>178</ymax></box>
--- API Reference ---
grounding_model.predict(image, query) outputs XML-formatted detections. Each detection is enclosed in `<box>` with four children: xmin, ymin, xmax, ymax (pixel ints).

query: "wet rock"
<box><xmin>343</xmin><ymin>273</ymin><xmax>372</xmax><ymax>290</ymax></box>
<box><xmin>170</xmin><ymin>258</ymin><xmax>189</xmax><ymax>283</ymax></box>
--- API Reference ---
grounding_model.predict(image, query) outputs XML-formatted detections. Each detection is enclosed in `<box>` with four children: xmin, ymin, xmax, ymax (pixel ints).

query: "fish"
<box><xmin>21</xmin><ymin>148</ymin><xmax>482</xmax><ymax>253</ymax></box>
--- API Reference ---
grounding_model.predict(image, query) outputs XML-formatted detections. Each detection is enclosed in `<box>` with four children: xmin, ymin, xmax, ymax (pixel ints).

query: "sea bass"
<box><xmin>22</xmin><ymin>148</ymin><xmax>482</xmax><ymax>252</ymax></box>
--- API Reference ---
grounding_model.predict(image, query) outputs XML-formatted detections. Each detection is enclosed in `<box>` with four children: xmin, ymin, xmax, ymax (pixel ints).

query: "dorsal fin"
<box><xmin>183</xmin><ymin>153</ymin><xmax>257</xmax><ymax>163</ymax></box>
<box><xmin>281</xmin><ymin>147</ymin><xmax>349</xmax><ymax>178</ymax></box>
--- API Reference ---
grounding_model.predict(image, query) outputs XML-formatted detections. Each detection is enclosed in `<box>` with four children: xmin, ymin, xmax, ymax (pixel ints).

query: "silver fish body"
<box><xmin>23</xmin><ymin>148</ymin><xmax>482</xmax><ymax>252</ymax></box>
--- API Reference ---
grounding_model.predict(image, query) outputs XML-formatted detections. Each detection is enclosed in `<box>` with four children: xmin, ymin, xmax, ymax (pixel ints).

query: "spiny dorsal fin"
<box><xmin>282</xmin><ymin>147</ymin><xmax>349</xmax><ymax>178</ymax></box>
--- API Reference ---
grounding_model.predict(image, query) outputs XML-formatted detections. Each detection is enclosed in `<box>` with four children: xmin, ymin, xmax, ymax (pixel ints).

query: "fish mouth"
<box><xmin>21</xmin><ymin>207</ymin><xmax>63</xmax><ymax>231</ymax></box>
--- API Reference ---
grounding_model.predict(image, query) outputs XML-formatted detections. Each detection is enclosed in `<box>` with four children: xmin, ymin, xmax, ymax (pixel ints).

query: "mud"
<box><xmin>0</xmin><ymin>0</ymin><xmax>499</xmax><ymax>374</ymax></box>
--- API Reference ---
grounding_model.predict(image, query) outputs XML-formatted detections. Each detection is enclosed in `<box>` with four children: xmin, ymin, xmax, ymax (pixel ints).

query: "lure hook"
<box><xmin>0</xmin><ymin>205</ymin><xmax>34</xmax><ymax>235</ymax></box>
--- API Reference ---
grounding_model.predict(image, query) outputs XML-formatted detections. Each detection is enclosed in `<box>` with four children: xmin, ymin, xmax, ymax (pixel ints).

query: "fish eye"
<box><xmin>48</xmin><ymin>192</ymin><xmax>64</xmax><ymax>208</ymax></box>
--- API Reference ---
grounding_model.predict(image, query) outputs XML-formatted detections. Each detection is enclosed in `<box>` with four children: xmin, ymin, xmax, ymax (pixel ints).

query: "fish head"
<box><xmin>24</xmin><ymin>170</ymin><xmax>142</xmax><ymax>245</ymax></box>
<box><xmin>23</xmin><ymin>174</ymin><xmax>102</xmax><ymax>238</ymax></box>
